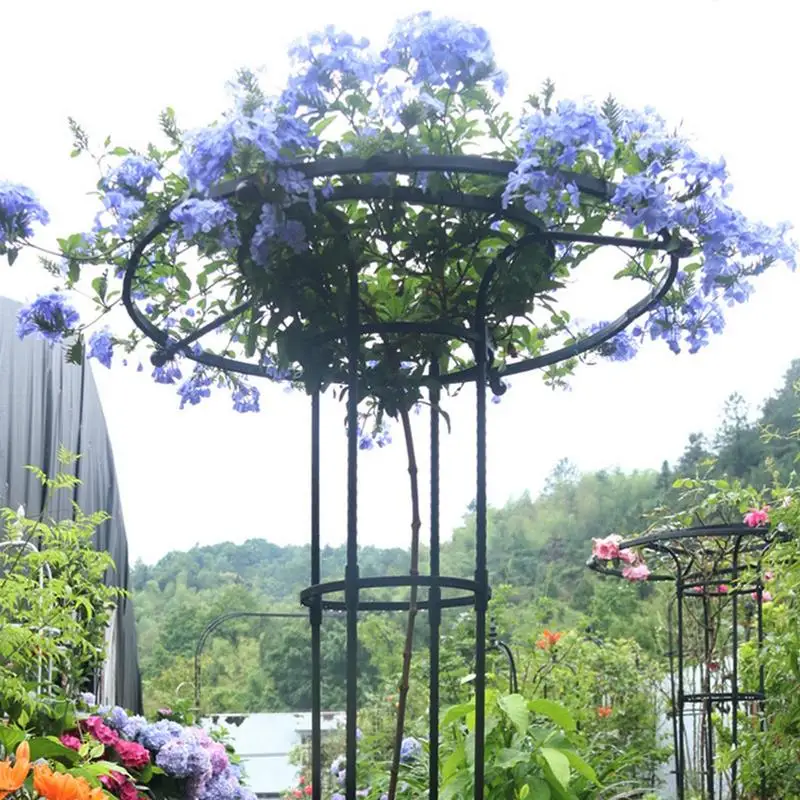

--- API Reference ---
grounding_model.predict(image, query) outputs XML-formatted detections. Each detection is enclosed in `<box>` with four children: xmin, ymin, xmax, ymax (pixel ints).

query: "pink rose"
<box><xmin>622</xmin><ymin>563</ymin><xmax>651</xmax><ymax>582</ymax></box>
<box><xmin>764</xmin><ymin>571</ymin><xmax>774</xmax><ymax>582</ymax></box>
<box><xmin>751</xmin><ymin>590</ymin><xmax>773</xmax><ymax>603</ymax></box>
<box><xmin>592</xmin><ymin>534</ymin><xmax>622</xmax><ymax>561</ymax></box>
<box><xmin>115</xmin><ymin>739</ymin><xmax>151</xmax><ymax>770</ymax></box>
<box><xmin>60</xmin><ymin>733</ymin><xmax>82</xmax><ymax>751</ymax></box>
<box><xmin>618</xmin><ymin>548</ymin><xmax>638</xmax><ymax>565</ymax></box>
<box><xmin>717</xmin><ymin>584</ymin><xmax>729</xmax><ymax>594</ymax></box>
<box><xmin>743</xmin><ymin>506</ymin><xmax>770</xmax><ymax>528</ymax></box>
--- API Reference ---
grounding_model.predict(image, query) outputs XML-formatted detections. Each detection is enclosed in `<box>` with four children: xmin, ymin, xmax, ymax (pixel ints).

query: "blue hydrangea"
<box><xmin>384</xmin><ymin>12</ymin><xmax>504</xmax><ymax>94</ymax></box>
<box><xmin>178</xmin><ymin>369</ymin><xmax>213</xmax><ymax>409</ymax></box>
<box><xmin>0</xmin><ymin>181</ymin><xmax>50</xmax><ymax>244</ymax></box>
<box><xmin>88</xmin><ymin>329</ymin><xmax>114</xmax><ymax>368</ymax></box>
<box><xmin>106</xmin><ymin>705</ymin><xmax>129</xmax><ymax>730</ymax></box>
<box><xmin>198</xmin><ymin>770</ymin><xmax>239</xmax><ymax>800</ymax></box>
<box><xmin>138</xmin><ymin>719</ymin><xmax>184</xmax><ymax>751</ymax></box>
<box><xmin>105</xmin><ymin>156</ymin><xmax>161</xmax><ymax>196</ymax></box>
<box><xmin>231</xmin><ymin>382</ymin><xmax>260</xmax><ymax>413</ymax></box>
<box><xmin>399</xmin><ymin>736</ymin><xmax>422</xmax><ymax>763</ymax></box>
<box><xmin>16</xmin><ymin>293</ymin><xmax>80</xmax><ymax>344</ymax></box>
<box><xmin>156</xmin><ymin>739</ymin><xmax>191</xmax><ymax>777</ymax></box>
<box><xmin>121</xmin><ymin>714</ymin><xmax>147</xmax><ymax>741</ymax></box>
<box><xmin>170</xmin><ymin>199</ymin><xmax>240</xmax><ymax>250</ymax></box>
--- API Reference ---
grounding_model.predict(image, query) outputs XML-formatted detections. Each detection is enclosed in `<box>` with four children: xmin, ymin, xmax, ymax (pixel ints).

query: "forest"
<box><xmin>131</xmin><ymin>359</ymin><xmax>800</xmax><ymax>716</ymax></box>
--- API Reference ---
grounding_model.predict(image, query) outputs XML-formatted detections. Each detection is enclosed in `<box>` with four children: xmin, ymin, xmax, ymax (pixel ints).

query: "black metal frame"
<box><xmin>588</xmin><ymin>524</ymin><xmax>778</xmax><ymax>800</ymax></box>
<box><xmin>123</xmin><ymin>154</ymin><xmax>685</xmax><ymax>800</ymax></box>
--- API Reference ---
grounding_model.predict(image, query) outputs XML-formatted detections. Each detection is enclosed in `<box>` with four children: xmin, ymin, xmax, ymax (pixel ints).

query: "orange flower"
<box><xmin>33</xmin><ymin>763</ymin><xmax>104</xmax><ymax>800</ymax></box>
<box><xmin>535</xmin><ymin>629</ymin><xmax>562</xmax><ymax>650</ymax></box>
<box><xmin>0</xmin><ymin>740</ymin><xmax>30</xmax><ymax>800</ymax></box>
<box><xmin>596</xmin><ymin>705</ymin><xmax>613</xmax><ymax>719</ymax></box>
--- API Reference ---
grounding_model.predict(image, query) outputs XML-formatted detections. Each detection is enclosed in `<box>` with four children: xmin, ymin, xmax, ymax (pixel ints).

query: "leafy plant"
<box><xmin>0</xmin><ymin>448</ymin><xmax>121</xmax><ymax>728</ymax></box>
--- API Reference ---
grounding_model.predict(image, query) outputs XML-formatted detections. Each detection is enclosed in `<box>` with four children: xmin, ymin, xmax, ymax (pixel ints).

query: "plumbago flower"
<box><xmin>5</xmin><ymin>12</ymin><xmax>795</xmax><ymax>431</ymax></box>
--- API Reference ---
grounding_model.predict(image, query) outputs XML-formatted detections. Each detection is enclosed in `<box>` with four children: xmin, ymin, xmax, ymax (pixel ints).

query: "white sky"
<box><xmin>1</xmin><ymin>0</ymin><xmax>798</xmax><ymax>565</ymax></box>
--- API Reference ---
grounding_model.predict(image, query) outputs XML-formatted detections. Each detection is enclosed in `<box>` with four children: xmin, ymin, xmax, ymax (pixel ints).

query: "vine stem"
<box><xmin>387</xmin><ymin>403</ymin><xmax>421</xmax><ymax>800</ymax></box>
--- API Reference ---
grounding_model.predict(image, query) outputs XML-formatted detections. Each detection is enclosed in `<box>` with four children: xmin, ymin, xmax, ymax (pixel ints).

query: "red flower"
<box><xmin>596</xmin><ymin>706</ymin><xmax>613</xmax><ymax>718</ymax></box>
<box><xmin>114</xmin><ymin>740</ymin><xmax>150</xmax><ymax>770</ymax></box>
<box><xmin>536</xmin><ymin>630</ymin><xmax>562</xmax><ymax>650</ymax></box>
<box><xmin>304</xmin><ymin>787</ymin><xmax>312</xmax><ymax>796</ymax></box>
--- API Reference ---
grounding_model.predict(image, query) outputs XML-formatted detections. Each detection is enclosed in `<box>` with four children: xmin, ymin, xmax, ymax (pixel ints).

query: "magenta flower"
<box><xmin>622</xmin><ymin>563</ymin><xmax>651</xmax><ymax>582</ymax></box>
<box><xmin>83</xmin><ymin>715</ymin><xmax>119</xmax><ymax>747</ymax></box>
<box><xmin>743</xmin><ymin>506</ymin><xmax>770</xmax><ymax>527</ymax></box>
<box><xmin>114</xmin><ymin>739</ymin><xmax>151</xmax><ymax>770</ymax></box>
<box><xmin>592</xmin><ymin>534</ymin><xmax>622</xmax><ymax>560</ymax></box>
<box><xmin>60</xmin><ymin>734</ymin><xmax>82</xmax><ymax>751</ymax></box>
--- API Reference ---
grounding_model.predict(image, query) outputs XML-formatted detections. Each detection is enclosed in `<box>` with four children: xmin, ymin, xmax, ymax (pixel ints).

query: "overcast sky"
<box><xmin>1</xmin><ymin>0</ymin><xmax>798</xmax><ymax>565</ymax></box>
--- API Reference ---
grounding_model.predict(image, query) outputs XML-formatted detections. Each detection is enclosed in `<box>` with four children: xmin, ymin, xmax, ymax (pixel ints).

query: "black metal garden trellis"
<box><xmin>122</xmin><ymin>154</ymin><xmax>685</xmax><ymax>800</ymax></box>
<box><xmin>588</xmin><ymin>524</ymin><xmax>783</xmax><ymax>800</ymax></box>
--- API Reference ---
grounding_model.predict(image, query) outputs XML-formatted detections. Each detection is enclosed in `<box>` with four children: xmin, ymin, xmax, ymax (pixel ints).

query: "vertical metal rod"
<box><xmin>756</xmin><ymin>570</ymin><xmax>766</xmax><ymax>800</ymax></box>
<box><xmin>702</xmin><ymin>593</ymin><xmax>714</xmax><ymax>800</ymax></box>
<box><xmin>429</xmin><ymin>362</ymin><xmax>441</xmax><ymax>800</ymax></box>
<box><xmin>310</xmin><ymin>390</ymin><xmax>322</xmax><ymax>800</ymax></box>
<box><xmin>473</xmin><ymin>326</ymin><xmax>488</xmax><ymax>800</ymax></box>
<box><xmin>730</xmin><ymin>540</ymin><xmax>740</xmax><ymax>800</ymax></box>
<box><xmin>345</xmin><ymin>260</ymin><xmax>360</xmax><ymax>800</ymax></box>
<box><xmin>667</xmin><ymin>600</ymin><xmax>680</xmax><ymax>795</ymax></box>
<box><xmin>676</xmin><ymin>580</ymin><xmax>686</xmax><ymax>800</ymax></box>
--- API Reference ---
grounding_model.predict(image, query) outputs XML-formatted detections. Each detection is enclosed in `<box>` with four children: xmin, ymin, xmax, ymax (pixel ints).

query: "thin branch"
<box><xmin>388</xmin><ymin>403</ymin><xmax>422</xmax><ymax>800</ymax></box>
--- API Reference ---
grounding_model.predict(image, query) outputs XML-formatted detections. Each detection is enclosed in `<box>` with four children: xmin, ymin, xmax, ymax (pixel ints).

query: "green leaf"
<box><xmin>7</xmin><ymin>248</ymin><xmax>18</xmax><ymax>266</ymax></box>
<box><xmin>441</xmin><ymin>771</ymin><xmax>471</xmax><ymax>800</ymax></box>
<box><xmin>499</xmin><ymin>693</ymin><xmax>530</xmax><ymax>734</ymax></box>
<box><xmin>563</xmin><ymin>750</ymin><xmax>597</xmax><ymax>784</ymax></box>
<box><xmin>110</xmin><ymin>147</ymin><xmax>130</xmax><ymax>156</ymax></box>
<box><xmin>528</xmin><ymin>699</ymin><xmax>576</xmax><ymax>733</ymax></box>
<box><xmin>28</xmin><ymin>737</ymin><xmax>80</xmax><ymax>765</ymax></box>
<box><xmin>0</xmin><ymin>727</ymin><xmax>25</xmax><ymax>753</ymax></box>
<box><xmin>442</xmin><ymin>702</ymin><xmax>473</xmax><ymax>727</ymax></box>
<box><xmin>528</xmin><ymin>778</ymin><xmax>551</xmax><ymax>800</ymax></box>
<box><xmin>91</xmin><ymin>274</ymin><xmax>108</xmax><ymax>302</ymax></box>
<box><xmin>540</xmin><ymin>748</ymin><xmax>570</xmax><ymax>789</ymax></box>
<box><xmin>495</xmin><ymin>748</ymin><xmax>529</xmax><ymax>769</ymax></box>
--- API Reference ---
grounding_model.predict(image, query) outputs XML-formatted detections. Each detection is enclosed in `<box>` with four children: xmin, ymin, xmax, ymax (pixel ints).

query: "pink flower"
<box><xmin>622</xmin><ymin>563</ymin><xmax>651</xmax><ymax>582</ymax></box>
<box><xmin>764</xmin><ymin>571</ymin><xmax>774</xmax><ymax>582</ymax></box>
<box><xmin>592</xmin><ymin>534</ymin><xmax>622</xmax><ymax>560</ymax></box>
<box><xmin>751</xmin><ymin>590</ymin><xmax>773</xmax><ymax>603</ymax></box>
<box><xmin>717</xmin><ymin>584</ymin><xmax>729</xmax><ymax>594</ymax></box>
<box><xmin>60</xmin><ymin>734</ymin><xmax>82</xmax><ymax>751</ymax></box>
<box><xmin>83</xmin><ymin>716</ymin><xmax>119</xmax><ymax>747</ymax></box>
<box><xmin>743</xmin><ymin>506</ymin><xmax>770</xmax><ymax>528</ymax></box>
<box><xmin>618</xmin><ymin>548</ymin><xmax>639</xmax><ymax>565</ymax></box>
<box><xmin>114</xmin><ymin>739</ymin><xmax>150</xmax><ymax>770</ymax></box>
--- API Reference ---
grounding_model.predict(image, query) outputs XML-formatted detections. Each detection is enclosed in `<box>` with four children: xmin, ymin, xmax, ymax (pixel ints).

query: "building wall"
<box><xmin>0</xmin><ymin>296</ymin><xmax>142</xmax><ymax>712</ymax></box>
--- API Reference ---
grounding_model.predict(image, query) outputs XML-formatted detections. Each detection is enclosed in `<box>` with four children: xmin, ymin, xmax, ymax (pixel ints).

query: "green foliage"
<box><xmin>0</xmin><ymin>451</ymin><xmax>121</xmax><ymax>726</ymax></box>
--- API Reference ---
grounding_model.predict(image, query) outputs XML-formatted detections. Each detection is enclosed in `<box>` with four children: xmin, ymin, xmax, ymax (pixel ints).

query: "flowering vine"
<box><xmin>0</xmin><ymin>12</ymin><xmax>794</xmax><ymax>425</ymax></box>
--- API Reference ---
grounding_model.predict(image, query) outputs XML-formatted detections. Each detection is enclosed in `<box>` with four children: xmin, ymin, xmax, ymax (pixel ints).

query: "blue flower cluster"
<box><xmin>283</xmin><ymin>26</ymin><xmax>378</xmax><ymax>114</ymax></box>
<box><xmin>88</xmin><ymin>328</ymin><xmax>114</xmax><ymax>368</ymax></box>
<box><xmin>584</xmin><ymin>322</ymin><xmax>639</xmax><ymax>362</ymax></box>
<box><xmin>105</xmin><ymin>156</ymin><xmax>161</xmax><ymax>196</ymax></box>
<box><xmin>170</xmin><ymin>199</ymin><xmax>240</xmax><ymax>250</ymax></box>
<box><xmin>383</xmin><ymin>12</ymin><xmax>505</xmax><ymax>94</ymax></box>
<box><xmin>178</xmin><ymin>368</ymin><xmax>214</xmax><ymax>409</ymax></box>
<box><xmin>0</xmin><ymin>181</ymin><xmax>49</xmax><ymax>245</ymax></box>
<box><xmin>16</xmin><ymin>293</ymin><xmax>80</xmax><ymax>344</ymax></box>
<box><xmin>399</xmin><ymin>736</ymin><xmax>421</xmax><ymax>763</ymax></box>
<box><xmin>505</xmin><ymin>96</ymin><xmax>796</xmax><ymax>355</ymax></box>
